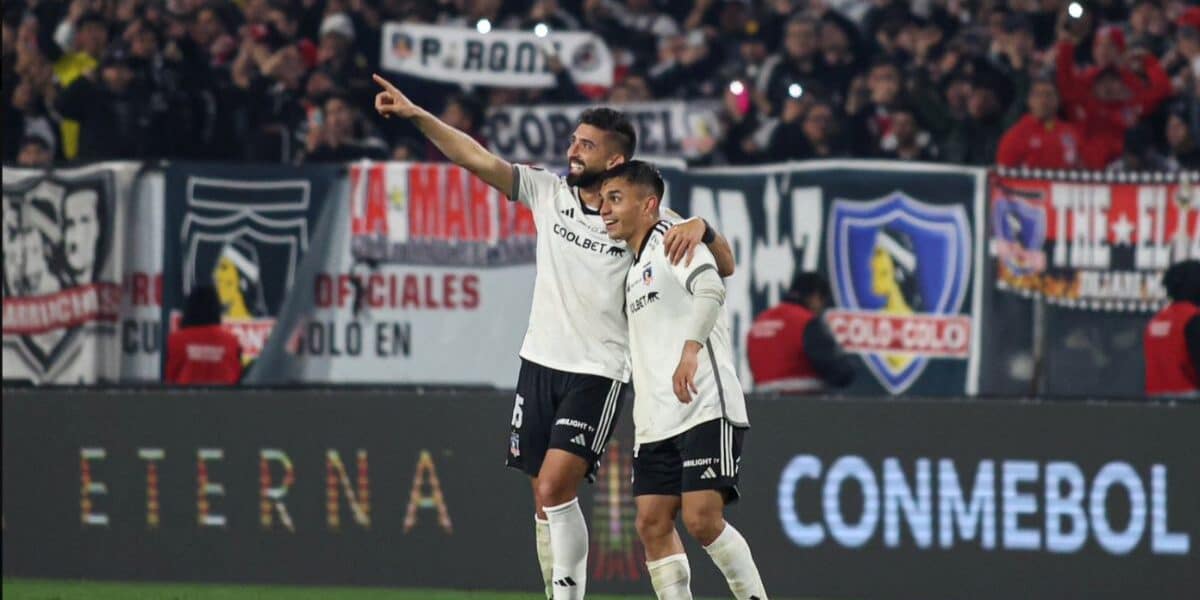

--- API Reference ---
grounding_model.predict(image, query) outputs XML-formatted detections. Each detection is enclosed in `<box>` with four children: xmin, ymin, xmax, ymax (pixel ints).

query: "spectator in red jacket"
<box><xmin>747</xmin><ymin>272</ymin><xmax>854</xmax><ymax>393</ymax></box>
<box><xmin>166</xmin><ymin>285</ymin><xmax>243</xmax><ymax>385</ymax></box>
<box><xmin>1144</xmin><ymin>260</ymin><xmax>1200</xmax><ymax>398</ymax></box>
<box><xmin>997</xmin><ymin>78</ymin><xmax>1082</xmax><ymax>169</ymax></box>
<box><xmin>1056</xmin><ymin>25</ymin><xmax>1172</xmax><ymax>169</ymax></box>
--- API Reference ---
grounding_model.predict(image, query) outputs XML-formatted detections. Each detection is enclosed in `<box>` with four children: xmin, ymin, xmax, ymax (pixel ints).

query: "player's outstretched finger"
<box><xmin>684</xmin><ymin>245</ymin><xmax>695</xmax><ymax>267</ymax></box>
<box><xmin>372</xmin><ymin>73</ymin><xmax>399</xmax><ymax>93</ymax></box>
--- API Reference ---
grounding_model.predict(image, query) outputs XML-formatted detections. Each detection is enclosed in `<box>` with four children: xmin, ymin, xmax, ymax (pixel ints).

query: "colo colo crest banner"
<box><xmin>161</xmin><ymin>163</ymin><xmax>340</xmax><ymax>364</ymax></box>
<box><xmin>660</xmin><ymin>161</ymin><xmax>986</xmax><ymax>396</ymax></box>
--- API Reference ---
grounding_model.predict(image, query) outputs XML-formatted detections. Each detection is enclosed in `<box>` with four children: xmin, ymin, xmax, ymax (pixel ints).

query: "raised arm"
<box><xmin>373</xmin><ymin>73</ymin><xmax>513</xmax><ymax>195</ymax></box>
<box><xmin>663</xmin><ymin>218</ymin><xmax>736</xmax><ymax>277</ymax></box>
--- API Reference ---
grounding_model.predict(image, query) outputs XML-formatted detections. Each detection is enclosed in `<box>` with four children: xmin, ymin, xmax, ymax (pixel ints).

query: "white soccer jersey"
<box><xmin>626</xmin><ymin>221</ymin><xmax>748</xmax><ymax>444</ymax></box>
<box><xmin>510</xmin><ymin>164</ymin><xmax>633</xmax><ymax>382</ymax></box>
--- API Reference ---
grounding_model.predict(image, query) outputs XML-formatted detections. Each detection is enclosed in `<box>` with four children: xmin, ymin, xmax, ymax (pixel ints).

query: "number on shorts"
<box><xmin>510</xmin><ymin>394</ymin><xmax>524</xmax><ymax>428</ymax></box>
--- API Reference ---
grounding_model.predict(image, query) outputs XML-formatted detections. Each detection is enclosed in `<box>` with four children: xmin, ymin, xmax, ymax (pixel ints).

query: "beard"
<box><xmin>566</xmin><ymin>166</ymin><xmax>606</xmax><ymax>188</ymax></box>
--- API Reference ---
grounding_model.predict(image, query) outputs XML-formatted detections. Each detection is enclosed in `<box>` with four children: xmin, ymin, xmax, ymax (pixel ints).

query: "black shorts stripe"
<box><xmin>706</xmin><ymin>342</ymin><xmax>728</xmax><ymax>420</ymax></box>
<box><xmin>592</xmin><ymin>381</ymin><xmax>621</xmax><ymax>453</ymax></box>
<box><xmin>722</xmin><ymin>421</ymin><xmax>734</xmax><ymax>477</ymax></box>
<box><xmin>590</xmin><ymin>383</ymin><xmax>614</xmax><ymax>453</ymax></box>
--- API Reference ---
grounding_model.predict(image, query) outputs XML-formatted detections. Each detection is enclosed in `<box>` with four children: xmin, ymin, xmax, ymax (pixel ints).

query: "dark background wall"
<box><xmin>3</xmin><ymin>389</ymin><xmax>1197</xmax><ymax>599</ymax></box>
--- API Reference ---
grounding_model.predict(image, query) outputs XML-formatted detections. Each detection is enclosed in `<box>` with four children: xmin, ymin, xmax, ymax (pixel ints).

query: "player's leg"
<box><xmin>531</xmin><ymin>478</ymin><xmax>553</xmax><ymax>599</ymax></box>
<box><xmin>633</xmin><ymin>438</ymin><xmax>692</xmax><ymax>600</ymax></box>
<box><xmin>679</xmin><ymin>420</ymin><xmax>766</xmax><ymax>600</ymax></box>
<box><xmin>537</xmin><ymin>450</ymin><xmax>590</xmax><ymax>599</ymax></box>
<box><xmin>505</xmin><ymin>361</ymin><xmax>557</xmax><ymax>598</ymax></box>
<box><xmin>637</xmin><ymin>496</ymin><xmax>691</xmax><ymax>600</ymax></box>
<box><xmin>538</xmin><ymin>374</ymin><xmax>623</xmax><ymax>600</ymax></box>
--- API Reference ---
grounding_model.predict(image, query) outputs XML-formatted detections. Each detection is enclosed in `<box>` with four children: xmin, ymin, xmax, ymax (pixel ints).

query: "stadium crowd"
<box><xmin>4</xmin><ymin>0</ymin><xmax>1200</xmax><ymax>171</ymax></box>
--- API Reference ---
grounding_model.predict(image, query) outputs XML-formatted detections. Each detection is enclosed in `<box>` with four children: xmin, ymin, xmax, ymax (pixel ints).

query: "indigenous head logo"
<box><xmin>992</xmin><ymin>185</ymin><xmax>1048</xmax><ymax>277</ymax></box>
<box><xmin>2</xmin><ymin>171</ymin><xmax>118</xmax><ymax>377</ymax></box>
<box><xmin>212</xmin><ymin>238</ymin><xmax>269</xmax><ymax>320</ymax></box>
<box><xmin>642</xmin><ymin>264</ymin><xmax>653</xmax><ymax>286</ymax></box>
<box><xmin>178</xmin><ymin>177</ymin><xmax>310</xmax><ymax>358</ymax></box>
<box><xmin>826</xmin><ymin>192</ymin><xmax>973</xmax><ymax>394</ymax></box>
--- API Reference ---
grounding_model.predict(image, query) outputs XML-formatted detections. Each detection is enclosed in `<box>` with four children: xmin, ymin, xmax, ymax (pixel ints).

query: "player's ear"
<box><xmin>606</xmin><ymin>154</ymin><xmax>625</xmax><ymax>169</ymax></box>
<box><xmin>645</xmin><ymin>195</ymin><xmax>660</xmax><ymax>217</ymax></box>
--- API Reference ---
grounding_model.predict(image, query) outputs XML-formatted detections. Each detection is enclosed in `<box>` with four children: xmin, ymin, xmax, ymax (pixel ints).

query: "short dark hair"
<box><xmin>1164</xmin><ymin>260</ymin><xmax>1200</xmax><ymax>304</ymax></box>
<box><xmin>20</xmin><ymin>135</ymin><xmax>51</xmax><ymax>151</ymax></box>
<box><xmin>182</xmin><ymin>285</ymin><xmax>223</xmax><ymax>327</ymax></box>
<box><xmin>599</xmin><ymin>160</ymin><xmax>664</xmax><ymax>201</ymax></box>
<box><xmin>446</xmin><ymin>93</ymin><xmax>483</xmax><ymax>129</ymax></box>
<box><xmin>78</xmin><ymin>12</ymin><xmax>108</xmax><ymax>30</ymax></box>
<box><xmin>784</xmin><ymin>272</ymin><xmax>832</xmax><ymax>305</ymax></box>
<box><xmin>578</xmin><ymin>107</ymin><xmax>636</xmax><ymax>160</ymax></box>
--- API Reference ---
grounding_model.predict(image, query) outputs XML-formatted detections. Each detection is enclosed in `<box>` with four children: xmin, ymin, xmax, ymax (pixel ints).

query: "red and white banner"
<box><xmin>271</xmin><ymin>161</ymin><xmax>537</xmax><ymax>386</ymax></box>
<box><xmin>2</xmin><ymin>283</ymin><xmax>121</xmax><ymax>335</ymax></box>
<box><xmin>825</xmin><ymin>310</ymin><xmax>972</xmax><ymax>358</ymax></box>
<box><xmin>991</xmin><ymin>170</ymin><xmax>1200</xmax><ymax>311</ymax></box>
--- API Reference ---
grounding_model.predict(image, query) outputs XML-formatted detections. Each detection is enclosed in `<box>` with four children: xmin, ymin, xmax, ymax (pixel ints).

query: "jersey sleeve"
<box><xmin>665</xmin><ymin>239</ymin><xmax>719</xmax><ymax>295</ymax></box>
<box><xmin>509</xmin><ymin>163</ymin><xmax>560</xmax><ymax>211</ymax></box>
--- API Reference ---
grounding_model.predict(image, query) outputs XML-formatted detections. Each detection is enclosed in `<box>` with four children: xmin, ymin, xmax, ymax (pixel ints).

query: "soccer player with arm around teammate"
<box><xmin>599</xmin><ymin>161</ymin><xmax>767</xmax><ymax>600</ymax></box>
<box><xmin>372</xmin><ymin>74</ymin><xmax>736</xmax><ymax>600</ymax></box>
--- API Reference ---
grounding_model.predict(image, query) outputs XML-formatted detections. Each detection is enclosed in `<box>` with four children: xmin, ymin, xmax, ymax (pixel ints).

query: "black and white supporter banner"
<box><xmin>381</xmin><ymin>23</ymin><xmax>614</xmax><ymax>88</ymax></box>
<box><xmin>2</xmin><ymin>163</ymin><xmax>139</xmax><ymax>383</ymax></box>
<box><xmin>483</xmin><ymin>101</ymin><xmax>721</xmax><ymax>163</ymax></box>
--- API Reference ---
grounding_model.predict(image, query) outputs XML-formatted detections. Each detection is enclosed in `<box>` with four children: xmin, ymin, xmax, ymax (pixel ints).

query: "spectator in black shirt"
<box><xmin>300</xmin><ymin>92</ymin><xmax>387</xmax><ymax>162</ymax></box>
<box><xmin>1165</xmin><ymin>109</ymin><xmax>1200</xmax><ymax>171</ymax></box>
<box><xmin>56</xmin><ymin>47</ymin><xmax>152</xmax><ymax>160</ymax></box>
<box><xmin>879</xmin><ymin>104</ymin><xmax>938</xmax><ymax>161</ymax></box>
<box><xmin>757</xmin><ymin>16</ymin><xmax>828</xmax><ymax>117</ymax></box>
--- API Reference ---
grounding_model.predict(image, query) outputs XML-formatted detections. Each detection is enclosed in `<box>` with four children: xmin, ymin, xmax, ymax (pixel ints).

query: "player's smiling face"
<box><xmin>599</xmin><ymin>177</ymin><xmax>649</xmax><ymax>242</ymax></box>
<box><xmin>566</xmin><ymin>124</ymin><xmax>621</xmax><ymax>188</ymax></box>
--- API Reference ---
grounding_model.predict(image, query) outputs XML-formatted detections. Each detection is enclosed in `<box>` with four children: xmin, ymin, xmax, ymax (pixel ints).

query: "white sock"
<box><xmin>703</xmin><ymin>522</ymin><xmax>767</xmax><ymax>600</ymax></box>
<box><xmin>535</xmin><ymin>516</ymin><xmax>554</xmax><ymax>599</ymax></box>
<box><xmin>647</xmin><ymin>553</ymin><xmax>692</xmax><ymax>600</ymax></box>
<box><xmin>544</xmin><ymin>497</ymin><xmax>588</xmax><ymax>600</ymax></box>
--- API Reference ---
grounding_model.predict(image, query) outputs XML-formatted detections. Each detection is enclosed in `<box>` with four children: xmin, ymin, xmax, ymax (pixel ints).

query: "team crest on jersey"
<box><xmin>175</xmin><ymin>177</ymin><xmax>310</xmax><ymax>359</ymax></box>
<box><xmin>2</xmin><ymin>170</ymin><xmax>118</xmax><ymax>378</ymax></box>
<box><xmin>642</xmin><ymin>265</ymin><xmax>653</xmax><ymax>285</ymax></box>
<box><xmin>991</xmin><ymin>185</ymin><xmax>1047</xmax><ymax>277</ymax></box>
<box><xmin>825</xmin><ymin>192</ymin><xmax>973</xmax><ymax>394</ymax></box>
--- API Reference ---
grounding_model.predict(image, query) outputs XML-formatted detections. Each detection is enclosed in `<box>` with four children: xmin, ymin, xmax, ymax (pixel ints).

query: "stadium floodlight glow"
<box><xmin>729</xmin><ymin>80</ymin><xmax>746</xmax><ymax>95</ymax></box>
<box><xmin>789</xmin><ymin>83</ymin><xmax>803</xmax><ymax>99</ymax></box>
<box><xmin>1068</xmin><ymin>2</ymin><xmax>1083</xmax><ymax>18</ymax></box>
<box><xmin>534</xmin><ymin>23</ymin><xmax>550</xmax><ymax>38</ymax></box>
<box><xmin>476</xmin><ymin>19</ymin><xmax>492</xmax><ymax>34</ymax></box>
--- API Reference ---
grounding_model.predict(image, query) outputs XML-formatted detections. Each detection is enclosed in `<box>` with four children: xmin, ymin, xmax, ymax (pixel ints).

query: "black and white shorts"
<box><xmin>632</xmin><ymin>418</ymin><xmax>745</xmax><ymax>504</ymax></box>
<box><xmin>505</xmin><ymin>359</ymin><xmax>625</xmax><ymax>482</ymax></box>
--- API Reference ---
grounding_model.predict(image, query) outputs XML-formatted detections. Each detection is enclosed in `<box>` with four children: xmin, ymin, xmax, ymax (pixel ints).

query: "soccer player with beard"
<box><xmin>372</xmin><ymin>74</ymin><xmax>735</xmax><ymax>599</ymax></box>
<box><xmin>599</xmin><ymin>161</ymin><xmax>767</xmax><ymax>600</ymax></box>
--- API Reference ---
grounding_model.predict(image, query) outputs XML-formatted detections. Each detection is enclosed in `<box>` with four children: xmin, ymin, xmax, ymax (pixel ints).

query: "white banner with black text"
<box><xmin>380</xmin><ymin>23</ymin><xmax>614</xmax><ymax>89</ymax></box>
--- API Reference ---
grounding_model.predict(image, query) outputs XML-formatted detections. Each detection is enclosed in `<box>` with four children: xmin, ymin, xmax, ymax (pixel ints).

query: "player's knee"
<box><xmin>635</xmin><ymin>510</ymin><xmax>673</xmax><ymax>542</ymax></box>
<box><xmin>535</xmin><ymin>476</ymin><xmax>575</xmax><ymax>508</ymax></box>
<box><xmin>682</xmin><ymin>505</ymin><xmax>724</xmax><ymax>545</ymax></box>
